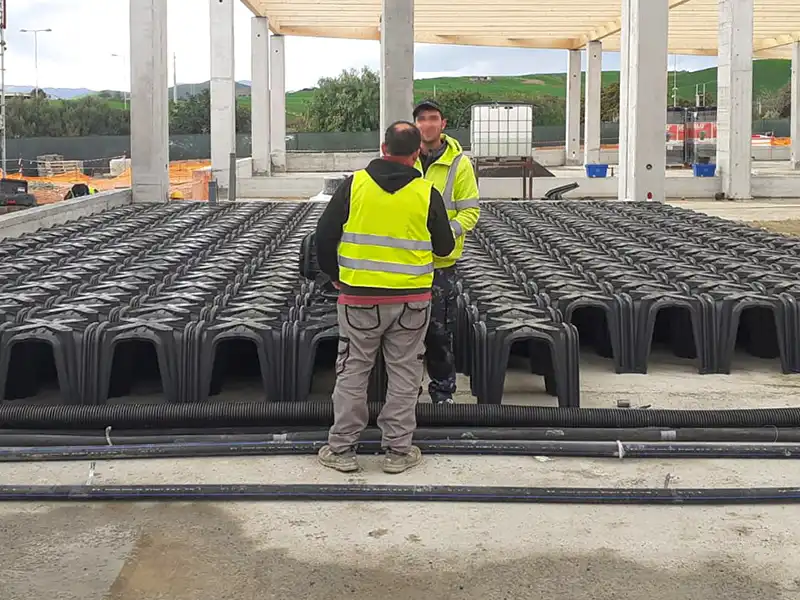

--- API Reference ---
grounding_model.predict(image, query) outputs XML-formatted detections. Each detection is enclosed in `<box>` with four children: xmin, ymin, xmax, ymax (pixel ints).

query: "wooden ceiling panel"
<box><xmin>245</xmin><ymin>0</ymin><xmax>799</xmax><ymax>57</ymax></box>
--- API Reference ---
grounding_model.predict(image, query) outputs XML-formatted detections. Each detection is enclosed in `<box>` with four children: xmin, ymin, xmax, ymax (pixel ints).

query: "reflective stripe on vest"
<box><xmin>338</xmin><ymin>170</ymin><xmax>434</xmax><ymax>290</ymax></box>
<box><xmin>441</xmin><ymin>153</ymin><xmax>479</xmax><ymax>212</ymax></box>
<box><xmin>441</xmin><ymin>154</ymin><xmax>462</xmax><ymax>211</ymax></box>
<box><xmin>340</xmin><ymin>232</ymin><xmax>432</xmax><ymax>252</ymax></box>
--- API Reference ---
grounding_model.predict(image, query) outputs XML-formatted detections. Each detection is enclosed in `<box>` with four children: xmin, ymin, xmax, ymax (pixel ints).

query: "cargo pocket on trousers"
<box><xmin>335</xmin><ymin>337</ymin><xmax>350</xmax><ymax>376</ymax></box>
<box><xmin>345</xmin><ymin>305</ymin><xmax>381</xmax><ymax>331</ymax></box>
<box><xmin>398</xmin><ymin>301</ymin><xmax>430</xmax><ymax>331</ymax></box>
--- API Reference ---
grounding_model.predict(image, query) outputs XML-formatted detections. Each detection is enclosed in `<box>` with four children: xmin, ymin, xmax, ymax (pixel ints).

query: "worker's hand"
<box><xmin>332</xmin><ymin>281</ymin><xmax>341</xmax><ymax>290</ymax></box>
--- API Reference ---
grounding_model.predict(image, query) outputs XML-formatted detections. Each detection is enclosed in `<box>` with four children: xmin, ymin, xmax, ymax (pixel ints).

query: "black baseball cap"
<box><xmin>413</xmin><ymin>99</ymin><xmax>443</xmax><ymax>119</ymax></box>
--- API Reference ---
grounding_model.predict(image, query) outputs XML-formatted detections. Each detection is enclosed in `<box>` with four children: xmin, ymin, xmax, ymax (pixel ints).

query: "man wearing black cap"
<box><xmin>412</xmin><ymin>99</ymin><xmax>481</xmax><ymax>405</ymax></box>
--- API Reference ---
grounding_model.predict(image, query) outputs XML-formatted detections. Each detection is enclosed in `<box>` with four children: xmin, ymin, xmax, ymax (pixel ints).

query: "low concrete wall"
<box><xmin>477</xmin><ymin>175</ymin><xmax>796</xmax><ymax>200</ymax></box>
<box><xmin>751</xmin><ymin>146</ymin><xmax>791</xmax><ymax>161</ymax></box>
<box><xmin>285</xmin><ymin>151</ymin><xmax>376</xmax><ymax>173</ymax></box>
<box><xmin>282</xmin><ymin>146</ymin><xmax>792</xmax><ymax>173</ymax></box>
<box><xmin>752</xmin><ymin>175</ymin><xmax>800</xmax><ymax>198</ymax></box>
<box><xmin>0</xmin><ymin>189</ymin><xmax>132</xmax><ymax>240</ymax></box>
<box><xmin>238</xmin><ymin>175</ymin><xmax>328</xmax><ymax>199</ymax></box>
<box><xmin>238</xmin><ymin>173</ymin><xmax>731</xmax><ymax>201</ymax></box>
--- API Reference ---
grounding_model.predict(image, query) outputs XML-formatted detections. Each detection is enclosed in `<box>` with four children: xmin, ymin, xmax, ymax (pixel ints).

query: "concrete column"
<box><xmin>617</xmin><ymin>0</ymin><xmax>631</xmax><ymax>198</ymax></box>
<box><xmin>618</xmin><ymin>0</ymin><xmax>669</xmax><ymax>202</ymax></box>
<box><xmin>270</xmin><ymin>34</ymin><xmax>286</xmax><ymax>171</ymax></box>
<box><xmin>251</xmin><ymin>17</ymin><xmax>271</xmax><ymax>175</ymax></box>
<box><xmin>716</xmin><ymin>0</ymin><xmax>753</xmax><ymax>199</ymax></box>
<box><xmin>210</xmin><ymin>0</ymin><xmax>236</xmax><ymax>188</ymax></box>
<box><xmin>379</xmin><ymin>0</ymin><xmax>414</xmax><ymax>138</ymax></box>
<box><xmin>565</xmin><ymin>49</ymin><xmax>582</xmax><ymax>166</ymax></box>
<box><xmin>129</xmin><ymin>0</ymin><xmax>169</xmax><ymax>203</ymax></box>
<box><xmin>791</xmin><ymin>41</ymin><xmax>800</xmax><ymax>170</ymax></box>
<box><xmin>583</xmin><ymin>41</ymin><xmax>602</xmax><ymax>165</ymax></box>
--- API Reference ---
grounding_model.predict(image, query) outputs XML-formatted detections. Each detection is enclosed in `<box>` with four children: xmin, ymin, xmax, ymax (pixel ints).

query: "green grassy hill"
<box><xmin>284</xmin><ymin>58</ymin><xmax>790</xmax><ymax>123</ymax></box>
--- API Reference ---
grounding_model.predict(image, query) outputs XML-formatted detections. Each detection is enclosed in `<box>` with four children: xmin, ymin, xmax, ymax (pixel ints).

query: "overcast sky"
<box><xmin>6</xmin><ymin>0</ymin><xmax>717</xmax><ymax>92</ymax></box>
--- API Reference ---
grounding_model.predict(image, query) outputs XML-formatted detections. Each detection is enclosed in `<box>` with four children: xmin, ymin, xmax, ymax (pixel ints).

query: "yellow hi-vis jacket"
<box><xmin>337</xmin><ymin>169</ymin><xmax>436</xmax><ymax>290</ymax></box>
<box><xmin>414</xmin><ymin>134</ymin><xmax>480</xmax><ymax>269</ymax></box>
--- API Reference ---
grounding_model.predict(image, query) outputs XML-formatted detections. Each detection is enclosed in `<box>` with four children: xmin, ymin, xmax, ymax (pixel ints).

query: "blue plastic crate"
<box><xmin>585</xmin><ymin>164</ymin><xmax>609</xmax><ymax>178</ymax></box>
<box><xmin>692</xmin><ymin>163</ymin><xmax>717</xmax><ymax>177</ymax></box>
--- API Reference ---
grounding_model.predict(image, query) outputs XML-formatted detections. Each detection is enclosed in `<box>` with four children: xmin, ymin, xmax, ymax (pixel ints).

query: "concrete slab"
<box><xmin>1</xmin><ymin>350</ymin><xmax>799</xmax><ymax>600</ymax></box>
<box><xmin>1</xmin><ymin>198</ymin><xmax>800</xmax><ymax>599</ymax></box>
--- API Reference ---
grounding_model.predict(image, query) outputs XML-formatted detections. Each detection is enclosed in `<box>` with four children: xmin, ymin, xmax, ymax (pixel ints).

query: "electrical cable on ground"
<box><xmin>0</xmin><ymin>426</ymin><xmax>795</xmax><ymax>446</ymax></box>
<box><xmin>1</xmin><ymin>483</ymin><xmax>799</xmax><ymax>505</ymax></box>
<box><xmin>2</xmin><ymin>439</ymin><xmax>800</xmax><ymax>462</ymax></box>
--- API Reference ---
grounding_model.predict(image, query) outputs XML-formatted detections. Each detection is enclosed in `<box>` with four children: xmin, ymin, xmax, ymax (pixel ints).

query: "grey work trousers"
<box><xmin>328</xmin><ymin>301</ymin><xmax>431</xmax><ymax>453</ymax></box>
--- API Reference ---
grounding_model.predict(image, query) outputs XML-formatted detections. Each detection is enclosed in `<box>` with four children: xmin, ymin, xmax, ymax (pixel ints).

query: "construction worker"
<box><xmin>63</xmin><ymin>183</ymin><xmax>98</xmax><ymax>200</ymax></box>
<box><xmin>314</xmin><ymin>121</ymin><xmax>455</xmax><ymax>474</ymax></box>
<box><xmin>413</xmin><ymin>99</ymin><xmax>480</xmax><ymax>404</ymax></box>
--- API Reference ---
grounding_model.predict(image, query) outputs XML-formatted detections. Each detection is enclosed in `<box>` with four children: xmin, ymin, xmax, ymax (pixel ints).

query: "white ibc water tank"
<box><xmin>470</xmin><ymin>103</ymin><xmax>534</xmax><ymax>158</ymax></box>
<box><xmin>109</xmin><ymin>158</ymin><xmax>131</xmax><ymax>177</ymax></box>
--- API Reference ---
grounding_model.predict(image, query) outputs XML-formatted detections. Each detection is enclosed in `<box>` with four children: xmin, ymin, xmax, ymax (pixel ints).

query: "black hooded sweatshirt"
<box><xmin>315</xmin><ymin>157</ymin><xmax>455</xmax><ymax>304</ymax></box>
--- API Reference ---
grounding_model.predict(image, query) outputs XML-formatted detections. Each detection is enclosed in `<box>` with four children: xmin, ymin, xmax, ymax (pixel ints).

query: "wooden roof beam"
<box><xmin>275</xmin><ymin>24</ymin><xmax>380</xmax><ymax>40</ymax></box>
<box><xmin>754</xmin><ymin>32</ymin><xmax>800</xmax><ymax>52</ymax></box>
<box><xmin>574</xmin><ymin>0</ymin><xmax>693</xmax><ymax>47</ymax></box>
<box><xmin>426</xmin><ymin>34</ymin><xmax>577</xmax><ymax>48</ymax></box>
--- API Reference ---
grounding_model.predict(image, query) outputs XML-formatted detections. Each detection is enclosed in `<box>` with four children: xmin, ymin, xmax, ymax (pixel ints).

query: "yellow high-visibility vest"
<box><xmin>338</xmin><ymin>170</ymin><xmax>435</xmax><ymax>290</ymax></box>
<box><xmin>414</xmin><ymin>135</ymin><xmax>480</xmax><ymax>268</ymax></box>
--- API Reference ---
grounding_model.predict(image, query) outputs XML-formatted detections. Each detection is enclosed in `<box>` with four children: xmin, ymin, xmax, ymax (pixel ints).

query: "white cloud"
<box><xmin>3</xmin><ymin>0</ymin><xmax>718</xmax><ymax>92</ymax></box>
<box><xmin>5</xmin><ymin>0</ymin><xmax>381</xmax><ymax>91</ymax></box>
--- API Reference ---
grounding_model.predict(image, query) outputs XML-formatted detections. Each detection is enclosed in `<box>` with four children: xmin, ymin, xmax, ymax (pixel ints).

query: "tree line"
<box><xmin>4</xmin><ymin>90</ymin><xmax>252</xmax><ymax>138</ymax></box>
<box><xmin>3</xmin><ymin>68</ymin><xmax>792</xmax><ymax>138</ymax></box>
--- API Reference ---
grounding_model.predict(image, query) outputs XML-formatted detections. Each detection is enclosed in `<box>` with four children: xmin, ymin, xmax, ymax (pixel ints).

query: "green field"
<box><xmin>283</xmin><ymin>59</ymin><xmax>790</xmax><ymax>122</ymax></box>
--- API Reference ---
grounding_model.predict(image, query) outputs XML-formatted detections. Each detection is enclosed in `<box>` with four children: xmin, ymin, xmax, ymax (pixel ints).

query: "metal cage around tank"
<box><xmin>470</xmin><ymin>102</ymin><xmax>537</xmax><ymax>199</ymax></box>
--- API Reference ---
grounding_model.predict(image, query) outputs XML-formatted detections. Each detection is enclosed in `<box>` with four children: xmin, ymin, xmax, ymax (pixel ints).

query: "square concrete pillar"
<box><xmin>380</xmin><ymin>0</ymin><xmax>414</xmax><ymax>138</ymax></box>
<box><xmin>618</xmin><ymin>0</ymin><xmax>669</xmax><ymax>201</ymax></box>
<box><xmin>129</xmin><ymin>0</ymin><xmax>169</xmax><ymax>203</ymax></box>
<box><xmin>791</xmin><ymin>42</ymin><xmax>800</xmax><ymax>170</ymax></box>
<box><xmin>210</xmin><ymin>0</ymin><xmax>236</xmax><ymax>189</ymax></box>
<box><xmin>565</xmin><ymin>49</ymin><xmax>582</xmax><ymax>166</ymax></box>
<box><xmin>716</xmin><ymin>0</ymin><xmax>753</xmax><ymax>199</ymax></box>
<box><xmin>251</xmin><ymin>17</ymin><xmax>271</xmax><ymax>175</ymax></box>
<box><xmin>583</xmin><ymin>41</ymin><xmax>602</xmax><ymax>165</ymax></box>
<box><xmin>270</xmin><ymin>34</ymin><xmax>286</xmax><ymax>171</ymax></box>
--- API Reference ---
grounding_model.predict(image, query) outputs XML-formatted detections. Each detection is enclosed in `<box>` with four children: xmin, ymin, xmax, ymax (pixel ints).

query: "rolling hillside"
<box><xmin>20</xmin><ymin>58</ymin><xmax>789</xmax><ymax>124</ymax></box>
<box><xmin>284</xmin><ymin>58</ymin><xmax>790</xmax><ymax>121</ymax></box>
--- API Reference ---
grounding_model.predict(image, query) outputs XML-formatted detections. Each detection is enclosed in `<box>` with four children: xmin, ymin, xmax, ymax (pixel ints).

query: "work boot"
<box><xmin>318</xmin><ymin>445</ymin><xmax>359</xmax><ymax>473</ymax></box>
<box><xmin>382</xmin><ymin>446</ymin><xmax>423</xmax><ymax>474</ymax></box>
<box><xmin>431</xmin><ymin>393</ymin><xmax>454</xmax><ymax>405</ymax></box>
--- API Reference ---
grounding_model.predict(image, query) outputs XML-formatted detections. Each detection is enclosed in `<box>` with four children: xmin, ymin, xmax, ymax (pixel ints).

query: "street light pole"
<box><xmin>19</xmin><ymin>27</ymin><xmax>51</xmax><ymax>94</ymax></box>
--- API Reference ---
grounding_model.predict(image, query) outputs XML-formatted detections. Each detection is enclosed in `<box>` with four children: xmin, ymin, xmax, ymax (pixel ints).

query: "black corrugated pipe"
<box><xmin>3</xmin><ymin>440</ymin><xmax>800</xmax><ymax>462</ymax></box>
<box><xmin>2</xmin><ymin>426</ymin><xmax>798</xmax><ymax>446</ymax></box>
<box><xmin>3</xmin><ymin>402</ymin><xmax>800</xmax><ymax>430</ymax></box>
<box><xmin>1</xmin><ymin>483</ymin><xmax>799</xmax><ymax>504</ymax></box>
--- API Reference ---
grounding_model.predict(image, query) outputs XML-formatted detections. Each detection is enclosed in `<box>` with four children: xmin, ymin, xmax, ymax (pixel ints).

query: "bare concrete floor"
<box><xmin>1</xmin><ymin>199</ymin><xmax>800</xmax><ymax>599</ymax></box>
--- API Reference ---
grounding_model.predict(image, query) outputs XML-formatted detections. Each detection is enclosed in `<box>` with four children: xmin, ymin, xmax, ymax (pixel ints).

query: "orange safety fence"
<box><xmin>2</xmin><ymin>160</ymin><xmax>211</xmax><ymax>205</ymax></box>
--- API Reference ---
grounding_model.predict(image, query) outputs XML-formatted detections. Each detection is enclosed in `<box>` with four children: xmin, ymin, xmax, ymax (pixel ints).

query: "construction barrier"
<box><xmin>3</xmin><ymin>160</ymin><xmax>210</xmax><ymax>205</ymax></box>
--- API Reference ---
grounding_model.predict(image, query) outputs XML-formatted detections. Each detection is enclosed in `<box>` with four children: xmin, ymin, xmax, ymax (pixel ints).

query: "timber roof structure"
<box><xmin>241</xmin><ymin>0</ymin><xmax>799</xmax><ymax>58</ymax></box>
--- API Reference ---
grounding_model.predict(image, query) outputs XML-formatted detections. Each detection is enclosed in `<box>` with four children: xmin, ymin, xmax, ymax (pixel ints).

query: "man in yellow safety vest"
<box><xmin>413</xmin><ymin>100</ymin><xmax>481</xmax><ymax>404</ymax></box>
<box><xmin>314</xmin><ymin>121</ymin><xmax>455</xmax><ymax>474</ymax></box>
